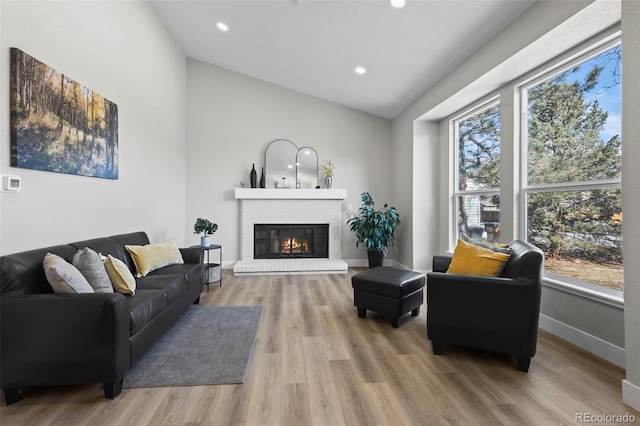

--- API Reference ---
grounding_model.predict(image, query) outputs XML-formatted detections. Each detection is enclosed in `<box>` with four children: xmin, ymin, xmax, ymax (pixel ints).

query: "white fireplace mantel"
<box><xmin>235</xmin><ymin>188</ymin><xmax>347</xmax><ymax>200</ymax></box>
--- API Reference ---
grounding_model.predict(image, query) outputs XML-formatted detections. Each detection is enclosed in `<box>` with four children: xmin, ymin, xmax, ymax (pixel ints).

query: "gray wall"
<box><xmin>184</xmin><ymin>59</ymin><xmax>392</xmax><ymax>264</ymax></box>
<box><xmin>0</xmin><ymin>1</ymin><xmax>187</xmax><ymax>253</ymax></box>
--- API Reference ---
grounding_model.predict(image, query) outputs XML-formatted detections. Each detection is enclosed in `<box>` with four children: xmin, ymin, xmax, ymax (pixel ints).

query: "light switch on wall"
<box><xmin>1</xmin><ymin>175</ymin><xmax>21</xmax><ymax>192</ymax></box>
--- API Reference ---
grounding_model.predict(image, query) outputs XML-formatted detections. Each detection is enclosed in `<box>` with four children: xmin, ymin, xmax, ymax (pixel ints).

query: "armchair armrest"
<box><xmin>1</xmin><ymin>293</ymin><xmax>130</xmax><ymax>388</ymax></box>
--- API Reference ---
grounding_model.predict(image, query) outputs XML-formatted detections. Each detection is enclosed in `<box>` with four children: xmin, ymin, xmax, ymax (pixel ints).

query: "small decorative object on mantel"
<box><xmin>347</xmin><ymin>192</ymin><xmax>401</xmax><ymax>268</ymax></box>
<box><xmin>321</xmin><ymin>160</ymin><xmax>335</xmax><ymax>189</ymax></box>
<box><xmin>260</xmin><ymin>167</ymin><xmax>265</xmax><ymax>188</ymax></box>
<box><xmin>250</xmin><ymin>164</ymin><xmax>257</xmax><ymax>188</ymax></box>
<box><xmin>194</xmin><ymin>217</ymin><xmax>218</xmax><ymax>247</ymax></box>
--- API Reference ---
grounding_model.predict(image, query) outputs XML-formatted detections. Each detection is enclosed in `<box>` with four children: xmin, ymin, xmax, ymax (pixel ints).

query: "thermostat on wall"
<box><xmin>1</xmin><ymin>175</ymin><xmax>21</xmax><ymax>192</ymax></box>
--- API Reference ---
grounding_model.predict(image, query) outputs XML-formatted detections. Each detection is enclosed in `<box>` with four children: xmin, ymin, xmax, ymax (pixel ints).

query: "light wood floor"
<box><xmin>1</xmin><ymin>269</ymin><xmax>638</xmax><ymax>425</ymax></box>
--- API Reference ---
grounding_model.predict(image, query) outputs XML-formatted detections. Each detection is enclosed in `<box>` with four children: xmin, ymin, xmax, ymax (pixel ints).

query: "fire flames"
<box><xmin>281</xmin><ymin>238</ymin><xmax>308</xmax><ymax>253</ymax></box>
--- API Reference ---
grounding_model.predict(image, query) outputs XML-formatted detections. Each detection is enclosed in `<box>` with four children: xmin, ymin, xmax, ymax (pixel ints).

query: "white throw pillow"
<box><xmin>43</xmin><ymin>252</ymin><xmax>95</xmax><ymax>294</ymax></box>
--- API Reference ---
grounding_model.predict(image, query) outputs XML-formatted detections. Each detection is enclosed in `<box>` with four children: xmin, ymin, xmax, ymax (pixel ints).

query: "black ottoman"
<box><xmin>351</xmin><ymin>266</ymin><xmax>425</xmax><ymax>328</ymax></box>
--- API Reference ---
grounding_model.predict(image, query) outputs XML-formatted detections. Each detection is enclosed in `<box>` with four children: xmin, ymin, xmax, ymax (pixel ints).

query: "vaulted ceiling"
<box><xmin>152</xmin><ymin>0</ymin><xmax>537</xmax><ymax>119</ymax></box>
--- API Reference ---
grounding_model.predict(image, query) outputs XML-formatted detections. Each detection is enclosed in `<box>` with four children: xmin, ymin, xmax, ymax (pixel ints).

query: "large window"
<box><xmin>522</xmin><ymin>44</ymin><xmax>622</xmax><ymax>291</ymax></box>
<box><xmin>454</xmin><ymin>102</ymin><xmax>501</xmax><ymax>243</ymax></box>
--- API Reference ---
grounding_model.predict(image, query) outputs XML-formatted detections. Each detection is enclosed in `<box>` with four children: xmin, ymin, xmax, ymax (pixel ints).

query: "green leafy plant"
<box><xmin>193</xmin><ymin>218</ymin><xmax>218</xmax><ymax>237</ymax></box>
<box><xmin>347</xmin><ymin>192</ymin><xmax>400</xmax><ymax>254</ymax></box>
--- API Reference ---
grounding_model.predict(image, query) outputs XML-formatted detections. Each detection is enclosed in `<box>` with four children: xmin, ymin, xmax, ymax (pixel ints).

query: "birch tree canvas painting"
<box><xmin>10</xmin><ymin>48</ymin><xmax>118</xmax><ymax>179</ymax></box>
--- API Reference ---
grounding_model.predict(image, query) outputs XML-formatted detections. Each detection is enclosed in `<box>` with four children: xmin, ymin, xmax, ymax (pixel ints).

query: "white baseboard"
<box><xmin>344</xmin><ymin>258</ymin><xmax>427</xmax><ymax>271</ymax></box>
<box><xmin>538</xmin><ymin>314</ymin><xmax>625</xmax><ymax>367</ymax></box>
<box><xmin>344</xmin><ymin>259</ymin><xmax>368</xmax><ymax>268</ymax></box>
<box><xmin>623</xmin><ymin>380</ymin><xmax>640</xmax><ymax>411</ymax></box>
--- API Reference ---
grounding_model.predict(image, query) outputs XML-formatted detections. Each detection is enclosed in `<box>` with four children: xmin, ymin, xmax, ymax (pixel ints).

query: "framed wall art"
<box><xmin>10</xmin><ymin>48</ymin><xmax>118</xmax><ymax>179</ymax></box>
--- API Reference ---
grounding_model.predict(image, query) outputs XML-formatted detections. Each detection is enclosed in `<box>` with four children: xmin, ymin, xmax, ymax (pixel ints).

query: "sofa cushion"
<box><xmin>104</xmin><ymin>255</ymin><xmax>136</xmax><ymax>295</ymax></box>
<box><xmin>148</xmin><ymin>262</ymin><xmax>201</xmax><ymax>285</ymax></box>
<box><xmin>128</xmin><ymin>289</ymin><xmax>166</xmax><ymax>335</ymax></box>
<box><xmin>137</xmin><ymin>274</ymin><xmax>188</xmax><ymax>304</ymax></box>
<box><xmin>446</xmin><ymin>238</ymin><xmax>511</xmax><ymax>277</ymax></box>
<box><xmin>125</xmin><ymin>239</ymin><xmax>184</xmax><ymax>278</ymax></box>
<box><xmin>73</xmin><ymin>247</ymin><xmax>114</xmax><ymax>293</ymax></box>
<box><xmin>43</xmin><ymin>253</ymin><xmax>95</xmax><ymax>294</ymax></box>
<box><xmin>69</xmin><ymin>237</ymin><xmax>129</xmax><ymax>267</ymax></box>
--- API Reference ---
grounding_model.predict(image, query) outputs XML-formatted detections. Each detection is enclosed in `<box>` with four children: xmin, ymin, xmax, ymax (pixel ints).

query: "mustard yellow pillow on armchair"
<box><xmin>446</xmin><ymin>238</ymin><xmax>511</xmax><ymax>277</ymax></box>
<box><xmin>125</xmin><ymin>239</ymin><xmax>184</xmax><ymax>277</ymax></box>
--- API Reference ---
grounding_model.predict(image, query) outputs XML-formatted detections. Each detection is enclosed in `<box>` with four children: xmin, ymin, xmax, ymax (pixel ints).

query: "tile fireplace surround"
<box><xmin>233</xmin><ymin>188</ymin><xmax>349</xmax><ymax>275</ymax></box>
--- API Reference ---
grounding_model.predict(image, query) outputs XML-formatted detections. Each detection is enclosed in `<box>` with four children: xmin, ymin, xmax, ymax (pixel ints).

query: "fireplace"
<box><xmin>254</xmin><ymin>224</ymin><xmax>329</xmax><ymax>259</ymax></box>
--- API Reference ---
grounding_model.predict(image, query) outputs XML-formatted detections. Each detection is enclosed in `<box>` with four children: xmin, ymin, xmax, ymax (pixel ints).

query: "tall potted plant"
<box><xmin>194</xmin><ymin>217</ymin><xmax>218</xmax><ymax>247</ymax></box>
<box><xmin>347</xmin><ymin>192</ymin><xmax>401</xmax><ymax>268</ymax></box>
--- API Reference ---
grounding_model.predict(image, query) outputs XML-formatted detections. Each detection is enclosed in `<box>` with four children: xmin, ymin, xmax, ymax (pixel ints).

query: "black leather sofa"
<box><xmin>0</xmin><ymin>231</ymin><xmax>203</xmax><ymax>405</ymax></box>
<box><xmin>426</xmin><ymin>240</ymin><xmax>544</xmax><ymax>372</ymax></box>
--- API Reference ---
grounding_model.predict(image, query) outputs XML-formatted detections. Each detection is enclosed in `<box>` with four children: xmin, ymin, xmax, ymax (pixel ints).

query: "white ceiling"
<box><xmin>151</xmin><ymin>0</ymin><xmax>537</xmax><ymax>119</ymax></box>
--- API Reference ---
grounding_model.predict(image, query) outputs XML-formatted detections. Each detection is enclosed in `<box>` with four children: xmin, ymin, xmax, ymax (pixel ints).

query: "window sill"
<box><xmin>543</xmin><ymin>273</ymin><xmax>624</xmax><ymax>309</ymax></box>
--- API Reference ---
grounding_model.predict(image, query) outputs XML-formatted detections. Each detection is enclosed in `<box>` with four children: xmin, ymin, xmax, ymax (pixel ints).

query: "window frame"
<box><xmin>518</xmin><ymin>39</ymin><xmax>623</xmax><ymax>300</ymax></box>
<box><xmin>451</xmin><ymin>98</ymin><xmax>501</xmax><ymax>245</ymax></box>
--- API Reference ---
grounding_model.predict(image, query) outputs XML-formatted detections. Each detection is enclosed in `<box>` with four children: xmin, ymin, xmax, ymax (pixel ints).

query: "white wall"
<box><xmin>0</xmin><ymin>1</ymin><xmax>187</xmax><ymax>254</ymax></box>
<box><xmin>185</xmin><ymin>59</ymin><xmax>391</xmax><ymax>264</ymax></box>
<box><xmin>621</xmin><ymin>0</ymin><xmax>640</xmax><ymax>412</ymax></box>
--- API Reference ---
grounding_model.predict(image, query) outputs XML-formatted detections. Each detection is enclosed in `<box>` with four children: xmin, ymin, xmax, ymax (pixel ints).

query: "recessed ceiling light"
<box><xmin>216</xmin><ymin>22</ymin><xmax>229</xmax><ymax>32</ymax></box>
<box><xmin>355</xmin><ymin>66</ymin><xmax>367</xmax><ymax>75</ymax></box>
<box><xmin>390</xmin><ymin>0</ymin><xmax>406</xmax><ymax>8</ymax></box>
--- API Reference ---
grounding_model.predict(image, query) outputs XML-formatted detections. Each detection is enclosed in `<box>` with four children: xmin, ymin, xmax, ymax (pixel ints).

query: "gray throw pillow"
<box><xmin>73</xmin><ymin>247</ymin><xmax>114</xmax><ymax>293</ymax></box>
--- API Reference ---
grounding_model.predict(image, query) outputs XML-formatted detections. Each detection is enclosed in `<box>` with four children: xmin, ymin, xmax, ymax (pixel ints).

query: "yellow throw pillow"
<box><xmin>125</xmin><ymin>239</ymin><xmax>184</xmax><ymax>277</ymax></box>
<box><xmin>104</xmin><ymin>255</ymin><xmax>136</xmax><ymax>295</ymax></box>
<box><xmin>446</xmin><ymin>238</ymin><xmax>511</xmax><ymax>277</ymax></box>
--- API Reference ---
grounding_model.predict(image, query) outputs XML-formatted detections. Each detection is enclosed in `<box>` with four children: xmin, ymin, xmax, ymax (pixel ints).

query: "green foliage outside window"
<box><xmin>526</xmin><ymin>46</ymin><xmax>622</xmax><ymax>289</ymax></box>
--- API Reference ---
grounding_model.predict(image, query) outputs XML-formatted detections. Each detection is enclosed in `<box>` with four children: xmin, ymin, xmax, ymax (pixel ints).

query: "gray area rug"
<box><xmin>123</xmin><ymin>305</ymin><xmax>263</xmax><ymax>388</ymax></box>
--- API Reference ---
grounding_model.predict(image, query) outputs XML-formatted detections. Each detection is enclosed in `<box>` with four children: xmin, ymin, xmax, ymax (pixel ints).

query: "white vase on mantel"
<box><xmin>201</xmin><ymin>236</ymin><xmax>210</xmax><ymax>247</ymax></box>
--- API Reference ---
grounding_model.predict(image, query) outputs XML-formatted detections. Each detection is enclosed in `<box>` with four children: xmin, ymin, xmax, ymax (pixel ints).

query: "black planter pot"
<box><xmin>367</xmin><ymin>250</ymin><xmax>384</xmax><ymax>269</ymax></box>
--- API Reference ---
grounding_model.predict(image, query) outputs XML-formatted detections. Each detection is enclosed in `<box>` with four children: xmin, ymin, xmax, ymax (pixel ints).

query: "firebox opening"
<box><xmin>254</xmin><ymin>224</ymin><xmax>329</xmax><ymax>259</ymax></box>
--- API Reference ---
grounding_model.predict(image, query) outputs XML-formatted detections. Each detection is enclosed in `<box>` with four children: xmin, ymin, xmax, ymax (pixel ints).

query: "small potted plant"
<box><xmin>194</xmin><ymin>217</ymin><xmax>218</xmax><ymax>247</ymax></box>
<box><xmin>347</xmin><ymin>192</ymin><xmax>401</xmax><ymax>268</ymax></box>
<box><xmin>321</xmin><ymin>160</ymin><xmax>335</xmax><ymax>189</ymax></box>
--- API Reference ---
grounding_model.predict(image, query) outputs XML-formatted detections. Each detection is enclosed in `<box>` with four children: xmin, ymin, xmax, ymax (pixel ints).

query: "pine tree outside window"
<box><xmin>522</xmin><ymin>43</ymin><xmax>622</xmax><ymax>291</ymax></box>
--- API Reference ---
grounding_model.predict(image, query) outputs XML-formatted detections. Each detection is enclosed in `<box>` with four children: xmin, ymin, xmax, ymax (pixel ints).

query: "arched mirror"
<box><xmin>266</xmin><ymin>139</ymin><xmax>298</xmax><ymax>188</ymax></box>
<box><xmin>296</xmin><ymin>147</ymin><xmax>318</xmax><ymax>189</ymax></box>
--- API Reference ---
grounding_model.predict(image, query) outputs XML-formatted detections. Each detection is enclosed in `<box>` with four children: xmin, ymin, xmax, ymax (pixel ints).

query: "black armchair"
<box><xmin>426</xmin><ymin>240</ymin><xmax>544</xmax><ymax>372</ymax></box>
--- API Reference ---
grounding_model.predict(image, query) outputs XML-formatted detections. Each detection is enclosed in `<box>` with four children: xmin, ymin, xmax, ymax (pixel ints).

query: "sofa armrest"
<box><xmin>180</xmin><ymin>247</ymin><xmax>201</xmax><ymax>264</ymax></box>
<box><xmin>1</xmin><ymin>293</ymin><xmax>130</xmax><ymax>388</ymax></box>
